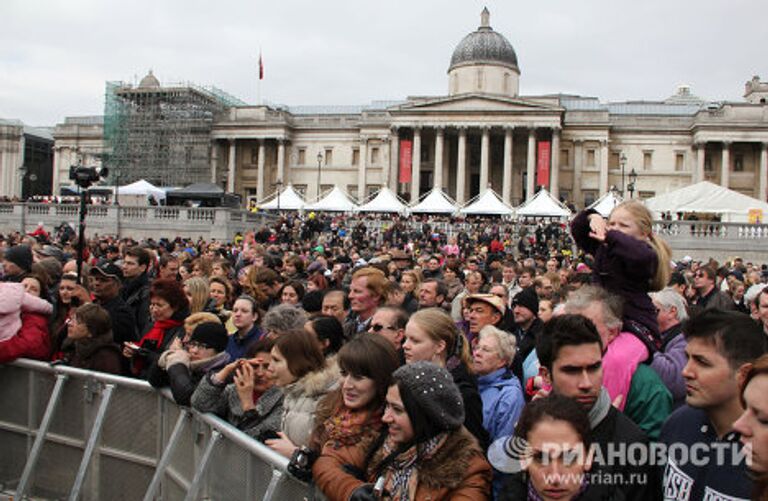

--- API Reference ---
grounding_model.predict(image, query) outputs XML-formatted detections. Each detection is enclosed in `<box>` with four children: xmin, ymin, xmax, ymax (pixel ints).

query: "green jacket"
<box><xmin>624</xmin><ymin>363</ymin><xmax>672</xmax><ymax>440</ymax></box>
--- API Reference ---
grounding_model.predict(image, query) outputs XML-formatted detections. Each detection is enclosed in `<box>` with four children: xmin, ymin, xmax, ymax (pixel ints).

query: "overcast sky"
<box><xmin>2</xmin><ymin>0</ymin><xmax>766</xmax><ymax>126</ymax></box>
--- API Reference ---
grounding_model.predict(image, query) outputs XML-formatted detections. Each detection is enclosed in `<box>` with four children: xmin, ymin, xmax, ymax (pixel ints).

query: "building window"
<box><xmin>421</xmin><ymin>145</ymin><xmax>430</xmax><ymax>163</ymax></box>
<box><xmin>734</xmin><ymin>154</ymin><xmax>744</xmax><ymax>172</ymax></box>
<box><xmin>250</xmin><ymin>147</ymin><xmax>258</xmax><ymax>164</ymax></box>
<box><xmin>294</xmin><ymin>184</ymin><xmax>308</xmax><ymax>197</ymax></box>
<box><xmin>610</xmin><ymin>152</ymin><xmax>620</xmax><ymax>169</ymax></box>
<box><xmin>586</xmin><ymin>149</ymin><xmax>596</xmax><ymax>167</ymax></box>
<box><xmin>347</xmin><ymin>184</ymin><xmax>359</xmax><ymax>199</ymax></box>
<box><xmin>559</xmin><ymin>190</ymin><xmax>571</xmax><ymax>204</ymax></box>
<box><xmin>366</xmin><ymin>185</ymin><xmax>379</xmax><ymax>198</ymax></box>
<box><xmin>643</xmin><ymin>151</ymin><xmax>653</xmax><ymax>170</ymax></box>
<box><xmin>297</xmin><ymin>148</ymin><xmax>306</xmax><ymax>165</ymax></box>
<box><xmin>583</xmin><ymin>190</ymin><xmax>598</xmax><ymax>208</ymax></box>
<box><xmin>503</xmin><ymin>73</ymin><xmax>510</xmax><ymax>94</ymax></box>
<box><xmin>352</xmin><ymin>148</ymin><xmax>360</xmax><ymax>166</ymax></box>
<box><xmin>705</xmin><ymin>158</ymin><xmax>713</xmax><ymax>172</ymax></box>
<box><xmin>561</xmin><ymin>149</ymin><xmax>570</xmax><ymax>167</ymax></box>
<box><xmin>638</xmin><ymin>191</ymin><xmax>655</xmax><ymax>200</ymax></box>
<box><xmin>476</xmin><ymin>69</ymin><xmax>484</xmax><ymax>90</ymax></box>
<box><xmin>324</xmin><ymin>148</ymin><xmax>333</xmax><ymax>166</ymax></box>
<box><xmin>675</xmin><ymin>153</ymin><xmax>685</xmax><ymax>172</ymax></box>
<box><xmin>320</xmin><ymin>184</ymin><xmax>334</xmax><ymax>195</ymax></box>
<box><xmin>371</xmin><ymin>147</ymin><xmax>380</xmax><ymax>165</ymax></box>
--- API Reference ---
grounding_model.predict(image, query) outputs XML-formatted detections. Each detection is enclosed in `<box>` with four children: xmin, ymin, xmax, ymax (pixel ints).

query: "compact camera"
<box><xmin>69</xmin><ymin>165</ymin><xmax>109</xmax><ymax>188</ymax></box>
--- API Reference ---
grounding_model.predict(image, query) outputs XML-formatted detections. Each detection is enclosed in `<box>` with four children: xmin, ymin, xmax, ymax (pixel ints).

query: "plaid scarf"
<box><xmin>322</xmin><ymin>406</ymin><xmax>383</xmax><ymax>449</ymax></box>
<box><xmin>379</xmin><ymin>433</ymin><xmax>448</xmax><ymax>501</ymax></box>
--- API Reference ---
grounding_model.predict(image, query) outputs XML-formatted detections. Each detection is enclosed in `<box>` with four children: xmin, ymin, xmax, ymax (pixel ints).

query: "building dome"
<box><xmin>138</xmin><ymin>70</ymin><xmax>160</xmax><ymax>89</ymax></box>
<box><xmin>448</xmin><ymin>8</ymin><xmax>519</xmax><ymax>73</ymax></box>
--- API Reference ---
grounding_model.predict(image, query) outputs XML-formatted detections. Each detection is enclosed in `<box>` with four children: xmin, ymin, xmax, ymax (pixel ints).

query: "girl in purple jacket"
<box><xmin>571</xmin><ymin>200</ymin><xmax>671</xmax><ymax>351</ymax></box>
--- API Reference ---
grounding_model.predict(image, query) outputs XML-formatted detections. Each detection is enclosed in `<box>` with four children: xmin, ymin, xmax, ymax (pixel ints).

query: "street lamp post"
<box><xmin>274</xmin><ymin>179</ymin><xmax>283</xmax><ymax>212</ymax></box>
<box><xmin>18</xmin><ymin>164</ymin><xmax>27</xmax><ymax>201</ymax></box>
<box><xmin>628</xmin><ymin>168</ymin><xmax>638</xmax><ymax>199</ymax></box>
<box><xmin>316</xmin><ymin>151</ymin><xmax>323</xmax><ymax>199</ymax></box>
<box><xmin>619</xmin><ymin>152</ymin><xmax>627</xmax><ymax>196</ymax></box>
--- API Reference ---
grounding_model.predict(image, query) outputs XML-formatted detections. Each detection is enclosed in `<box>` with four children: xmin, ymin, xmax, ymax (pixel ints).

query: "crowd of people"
<box><xmin>1</xmin><ymin>199</ymin><xmax>768</xmax><ymax>500</ymax></box>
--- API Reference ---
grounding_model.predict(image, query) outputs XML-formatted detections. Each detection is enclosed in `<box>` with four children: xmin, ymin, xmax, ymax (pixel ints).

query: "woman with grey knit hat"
<box><xmin>313</xmin><ymin>361</ymin><xmax>492</xmax><ymax>501</ymax></box>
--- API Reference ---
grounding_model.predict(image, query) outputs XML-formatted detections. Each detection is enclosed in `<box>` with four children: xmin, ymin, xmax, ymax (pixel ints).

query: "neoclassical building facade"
<box><xmin>48</xmin><ymin>9</ymin><xmax>768</xmax><ymax>208</ymax></box>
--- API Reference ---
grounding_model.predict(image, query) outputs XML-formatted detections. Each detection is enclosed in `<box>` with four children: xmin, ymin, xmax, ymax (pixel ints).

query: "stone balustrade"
<box><xmin>0</xmin><ymin>203</ymin><xmax>273</xmax><ymax>241</ymax></box>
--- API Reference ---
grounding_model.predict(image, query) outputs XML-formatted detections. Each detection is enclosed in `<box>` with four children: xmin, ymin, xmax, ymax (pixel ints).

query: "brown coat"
<box><xmin>313</xmin><ymin>427</ymin><xmax>492</xmax><ymax>501</ymax></box>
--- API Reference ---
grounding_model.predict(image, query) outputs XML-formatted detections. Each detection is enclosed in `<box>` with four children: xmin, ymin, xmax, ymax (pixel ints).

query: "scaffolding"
<box><xmin>103</xmin><ymin>78</ymin><xmax>245</xmax><ymax>188</ymax></box>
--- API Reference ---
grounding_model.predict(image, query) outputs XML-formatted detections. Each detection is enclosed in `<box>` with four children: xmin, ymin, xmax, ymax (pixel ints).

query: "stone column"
<box><xmin>599</xmin><ymin>140</ymin><xmax>609</xmax><ymax>195</ymax></box>
<box><xmin>358</xmin><ymin>137</ymin><xmax>368</xmax><ymax>199</ymax></box>
<box><xmin>550</xmin><ymin>128</ymin><xmax>561</xmax><ymax>199</ymax></box>
<box><xmin>720</xmin><ymin>141</ymin><xmax>731</xmax><ymax>188</ymax></box>
<box><xmin>276</xmin><ymin>139</ymin><xmax>285</xmax><ymax>184</ymax></box>
<box><xmin>433</xmin><ymin>127</ymin><xmax>444</xmax><ymax>190</ymax></box>
<box><xmin>480</xmin><ymin>127</ymin><xmax>490</xmax><ymax>194</ymax></box>
<box><xmin>456</xmin><ymin>127</ymin><xmax>467</xmax><ymax>204</ymax></box>
<box><xmin>411</xmin><ymin>127</ymin><xmax>421</xmax><ymax>202</ymax></box>
<box><xmin>526</xmin><ymin>128</ymin><xmax>536</xmax><ymax>200</ymax></box>
<box><xmin>390</xmin><ymin>128</ymin><xmax>400</xmax><ymax>192</ymax></box>
<box><xmin>210</xmin><ymin>141</ymin><xmax>218</xmax><ymax>184</ymax></box>
<box><xmin>257</xmin><ymin>139</ymin><xmax>266</xmax><ymax>201</ymax></box>
<box><xmin>573</xmin><ymin>140</ymin><xmax>584</xmax><ymax>207</ymax></box>
<box><xmin>695</xmin><ymin>142</ymin><xmax>706</xmax><ymax>183</ymax></box>
<box><xmin>502</xmin><ymin>126</ymin><xmax>514</xmax><ymax>204</ymax></box>
<box><xmin>51</xmin><ymin>146</ymin><xmax>61</xmax><ymax>194</ymax></box>
<box><xmin>760</xmin><ymin>142</ymin><xmax>768</xmax><ymax>202</ymax></box>
<box><xmin>227</xmin><ymin>139</ymin><xmax>236</xmax><ymax>193</ymax></box>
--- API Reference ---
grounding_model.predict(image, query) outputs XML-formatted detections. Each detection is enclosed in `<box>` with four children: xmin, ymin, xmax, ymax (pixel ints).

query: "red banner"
<box><xmin>399</xmin><ymin>139</ymin><xmax>413</xmax><ymax>183</ymax></box>
<box><xmin>537</xmin><ymin>141</ymin><xmax>551</xmax><ymax>188</ymax></box>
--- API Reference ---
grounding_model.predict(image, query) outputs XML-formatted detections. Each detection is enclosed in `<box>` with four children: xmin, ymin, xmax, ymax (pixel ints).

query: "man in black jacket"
<box><xmin>490</xmin><ymin>314</ymin><xmax>659</xmax><ymax>501</ymax></box>
<box><xmin>90</xmin><ymin>261</ymin><xmax>138</xmax><ymax>375</ymax></box>
<box><xmin>121</xmin><ymin>246</ymin><xmax>151</xmax><ymax>335</ymax></box>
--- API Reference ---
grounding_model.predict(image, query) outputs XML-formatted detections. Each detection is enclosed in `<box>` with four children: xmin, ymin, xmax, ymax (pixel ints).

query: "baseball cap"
<box><xmin>89</xmin><ymin>261</ymin><xmax>123</xmax><ymax>281</ymax></box>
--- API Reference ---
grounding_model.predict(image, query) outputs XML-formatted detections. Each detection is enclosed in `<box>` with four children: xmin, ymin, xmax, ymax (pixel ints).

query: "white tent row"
<box><xmin>117</xmin><ymin>179</ymin><xmax>166</xmax><ymax>199</ymax></box>
<box><xmin>256</xmin><ymin>185</ymin><xmax>574</xmax><ymax>217</ymax></box>
<box><xmin>588</xmin><ymin>191</ymin><xmax>623</xmax><ymax>217</ymax></box>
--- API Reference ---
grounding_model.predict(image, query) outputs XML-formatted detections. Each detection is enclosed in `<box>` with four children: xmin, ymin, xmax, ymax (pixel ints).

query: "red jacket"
<box><xmin>0</xmin><ymin>312</ymin><xmax>51</xmax><ymax>363</ymax></box>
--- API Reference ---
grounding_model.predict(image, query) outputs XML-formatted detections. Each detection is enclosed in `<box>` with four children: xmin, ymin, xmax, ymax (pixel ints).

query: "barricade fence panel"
<box><xmin>0</xmin><ymin>359</ymin><xmax>313</xmax><ymax>500</ymax></box>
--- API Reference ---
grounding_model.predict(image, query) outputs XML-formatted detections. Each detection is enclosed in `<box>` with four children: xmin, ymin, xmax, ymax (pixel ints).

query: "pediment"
<box><xmin>391</xmin><ymin>94</ymin><xmax>562</xmax><ymax>114</ymax></box>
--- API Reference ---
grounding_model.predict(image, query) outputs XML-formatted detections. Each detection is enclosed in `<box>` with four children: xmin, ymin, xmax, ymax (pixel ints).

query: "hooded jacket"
<box><xmin>281</xmin><ymin>358</ymin><xmax>340</xmax><ymax>448</ymax></box>
<box><xmin>313</xmin><ymin>427</ymin><xmax>492</xmax><ymax>501</ymax></box>
<box><xmin>476</xmin><ymin>368</ymin><xmax>524</xmax><ymax>444</ymax></box>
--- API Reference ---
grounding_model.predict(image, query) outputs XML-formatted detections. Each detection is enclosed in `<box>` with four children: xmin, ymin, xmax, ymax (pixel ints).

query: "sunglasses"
<box><xmin>369</xmin><ymin>323</ymin><xmax>396</xmax><ymax>332</ymax></box>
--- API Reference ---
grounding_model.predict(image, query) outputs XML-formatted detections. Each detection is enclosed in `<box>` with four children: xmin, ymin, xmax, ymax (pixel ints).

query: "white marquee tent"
<box><xmin>460</xmin><ymin>189</ymin><xmax>514</xmax><ymax>216</ymax></box>
<box><xmin>259</xmin><ymin>185</ymin><xmax>305</xmax><ymax>210</ymax></box>
<box><xmin>117</xmin><ymin>179</ymin><xmax>166</xmax><ymax>199</ymax></box>
<box><xmin>409</xmin><ymin>188</ymin><xmax>458</xmax><ymax>214</ymax></box>
<box><xmin>515</xmin><ymin>189</ymin><xmax>572</xmax><ymax>218</ymax></box>
<box><xmin>357</xmin><ymin>187</ymin><xmax>408</xmax><ymax>213</ymax></box>
<box><xmin>588</xmin><ymin>191</ymin><xmax>623</xmax><ymax>217</ymax></box>
<box><xmin>304</xmin><ymin>186</ymin><xmax>358</xmax><ymax>212</ymax></box>
<box><xmin>644</xmin><ymin>181</ymin><xmax>768</xmax><ymax>223</ymax></box>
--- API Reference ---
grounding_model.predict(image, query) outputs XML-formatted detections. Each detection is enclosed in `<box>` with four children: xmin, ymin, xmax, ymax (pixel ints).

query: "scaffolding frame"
<box><xmin>103</xmin><ymin>81</ymin><xmax>242</xmax><ymax>188</ymax></box>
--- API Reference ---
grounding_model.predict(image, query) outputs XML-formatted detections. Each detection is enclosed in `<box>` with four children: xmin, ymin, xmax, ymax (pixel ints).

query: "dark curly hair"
<box><xmin>150</xmin><ymin>278</ymin><xmax>189</xmax><ymax>313</ymax></box>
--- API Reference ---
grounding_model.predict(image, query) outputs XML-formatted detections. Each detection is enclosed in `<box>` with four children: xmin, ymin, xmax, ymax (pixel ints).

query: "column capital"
<box><xmin>229</xmin><ymin>138</ymin><xmax>236</xmax><ymax>144</ymax></box>
<box><xmin>503</xmin><ymin>125</ymin><xmax>515</xmax><ymax>133</ymax></box>
<box><xmin>722</xmin><ymin>140</ymin><xmax>732</xmax><ymax>147</ymax></box>
<box><xmin>359</xmin><ymin>136</ymin><xmax>369</xmax><ymax>145</ymax></box>
<box><xmin>434</xmin><ymin>125</ymin><xmax>445</xmax><ymax>134</ymax></box>
<box><xmin>528</xmin><ymin>127</ymin><xmax>536</xmax><ymax>137</ymax></box>
<box><xmin>600</xmin><ymin>139</ymin><xmax>609</xmax><ymax>147</ymax></box>
<box><xmin>481</xmin><ymin>125</ymin><xmax>491</xmax><ymax>133</ymax></box>
<box><xmin>693</xmin><ymin>141</ymin><xmax>706</xmax><ymax>149</ymax></box>
<box><xmin>390</xmin><ymin>125</ymin><xmax>400</xmax><ymax>134</ymax></box>
<box><xmin>573</xmin><ymin>139</ymin><xmax>584</xmax><ymax>145</ymax></box>
<box><xmin>762</xmin><ymin>141</ymin><xmax>768</xmax><ymax>150</ymax></box>
<box><xmin>551</xmin><ymin>125</ymin><xmax>562</xmax><ymax>132</ymax></box>
<box><xmin>381</xmin><ymin>136</ymin><xmax>390</xmax><ymax>144</ymax></box>
<box><xmin>413</xmin><ymin>125</ymin><xmax>422</xmax><ymax>132</ymax></box>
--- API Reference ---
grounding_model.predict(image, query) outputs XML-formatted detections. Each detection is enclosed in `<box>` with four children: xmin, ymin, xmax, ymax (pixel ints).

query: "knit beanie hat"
<box><xmin>393</xmin><ymin>361</ymin><xmax>464</xmax><ymax>432</ymax></box>
<box><xmin>190</xmin><ymin>322</ymin><xmax>228</xmax><ymax>353</ymax></box>
<box><xmin>512</xmin><ymin>287</ymin><xmax>539</xmax><ymax>317</ymax></box>
<box><xmin>4</xmin><ymin>245</ymin><xmax>33</xmax><ymax>273</ymax></box>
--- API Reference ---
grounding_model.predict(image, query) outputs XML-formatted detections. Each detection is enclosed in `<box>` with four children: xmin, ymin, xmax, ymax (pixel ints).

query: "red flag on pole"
<box><xmin>259</xmin><ymin>52</ymin><xmax>264</xmax><ymax>80</ymax></box>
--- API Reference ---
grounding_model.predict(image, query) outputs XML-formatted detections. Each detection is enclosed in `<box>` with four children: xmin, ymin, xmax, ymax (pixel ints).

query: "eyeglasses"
<box><xmin>185</xmin><ymin>341</ymin><xmax>211</xmax><ymax>350</ymax></box>
<box><xmin>369</xmin><ymin>324</ymin><xmax>396</xmax><ymax>332</ymax></box>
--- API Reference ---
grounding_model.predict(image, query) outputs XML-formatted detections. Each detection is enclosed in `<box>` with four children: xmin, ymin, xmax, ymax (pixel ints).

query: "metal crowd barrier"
<box><xmin>0</xmin><ymin>359</ymin><xmax>313</xmax><ymax>500</ymax></box>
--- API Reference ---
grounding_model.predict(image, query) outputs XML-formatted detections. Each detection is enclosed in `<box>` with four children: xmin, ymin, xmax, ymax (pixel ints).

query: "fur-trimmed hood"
<box><xmin>369</xmin><ymin>427</ymin><xmax>487</xmax><ymax>491</ymax></box>
<box><xmin>283</xmin><ymin>356</ymin><xmax>340</xmax><ymax>400</ymax></box>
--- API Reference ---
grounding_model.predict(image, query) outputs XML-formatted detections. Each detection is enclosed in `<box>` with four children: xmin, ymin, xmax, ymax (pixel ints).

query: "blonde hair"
<box><xmin>409</xmin><ymin>308</ymin><xmax>473</xmax><ymax>371</ymax></box>
<box><xmin>611</xmin><ymin>200</ymin><xmax>671</xmax><ymax>291</ymax></box>
<box><xmin>184</xmin><ymin>277</ymin><xmax>210</xmax><ymax>314</ymax></box>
